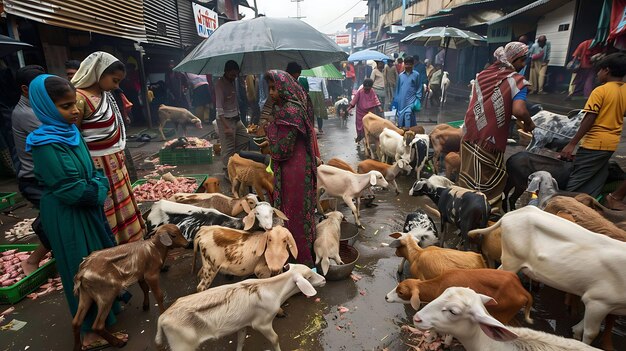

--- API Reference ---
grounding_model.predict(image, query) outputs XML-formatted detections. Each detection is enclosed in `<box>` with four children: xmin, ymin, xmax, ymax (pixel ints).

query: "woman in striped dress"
<box><xmin>71</xmin><ymin>52</ymin><xmax>146</xmax><ymax>244</ymax></box>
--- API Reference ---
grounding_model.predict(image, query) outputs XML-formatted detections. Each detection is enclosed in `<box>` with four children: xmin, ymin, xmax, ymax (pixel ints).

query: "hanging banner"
<box><xmin>193</xmin><ymin>3</ymin><xmax>219</xmax><ymax>38</ymax></box>
<box><xmin>609</xmin><ymin>0</ymin><xmax>626</xmax><ymax>42</ymax></box>
<box><xmin>335</xmin><ymin>34</ymin><xmax>350</xmax><ymax>46</ymax></box>
<box><xmin>356</xmin><ymin>25</ymin><xmax>367</xmax><ymax>47</ymax></box>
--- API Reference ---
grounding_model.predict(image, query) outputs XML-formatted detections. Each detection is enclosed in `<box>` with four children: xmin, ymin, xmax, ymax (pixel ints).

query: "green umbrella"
<box><xmin>300</xmin><ymin>64</ymin><xmax>343</xmax><ymax>80</ymax></box>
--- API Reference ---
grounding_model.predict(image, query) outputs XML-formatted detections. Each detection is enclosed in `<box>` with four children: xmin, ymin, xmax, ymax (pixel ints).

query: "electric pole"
<box><xmin>290</xmin><ymin>0</ymin><xmax>305</xmax><ymax>19</ymax></box>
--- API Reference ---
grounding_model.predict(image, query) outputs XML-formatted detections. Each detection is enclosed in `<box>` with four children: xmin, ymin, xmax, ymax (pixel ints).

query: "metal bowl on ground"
<box><xmin>340</xmin><ymin>221</ymin><xmax>360</xmax><ymax>246</ymax></box>
<box><xmin>324</xmin><ymin>243</ymin><xmax>360</xmax><ymax>281</ymax></box>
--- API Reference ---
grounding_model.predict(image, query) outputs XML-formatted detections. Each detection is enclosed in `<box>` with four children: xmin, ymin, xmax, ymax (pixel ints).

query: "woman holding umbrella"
<box><xmin>264</xmin><ymin>70</ymin><xmax>318</xmax><ymax>266</ymax></box>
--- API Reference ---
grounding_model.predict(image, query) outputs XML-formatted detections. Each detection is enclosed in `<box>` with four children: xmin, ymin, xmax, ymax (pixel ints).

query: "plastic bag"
<box><xmin>412</xmin><ymin>98</ymin><xmax>422</xmax><ymax>112</ymax></box>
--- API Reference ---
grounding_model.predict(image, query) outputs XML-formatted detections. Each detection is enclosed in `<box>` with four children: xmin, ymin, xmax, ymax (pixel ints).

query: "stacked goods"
<box><xmin>163</xmin><ymin>137</ymin><xmax>212</xmax><ymax>149</ymax></box>
<box><xmin>0</xmin><ymin>250</ymin><xmax>52</xmax><ymax>287</ymax></box>
<box><xmin>4</xmin><ymin>218</ymin><xmax>36</xmax><ymax>242</ymax></box>
<box><xmin>133</xmin><ymin>173</ymin><xmax>198</xmax><ymax>202</ymax></box>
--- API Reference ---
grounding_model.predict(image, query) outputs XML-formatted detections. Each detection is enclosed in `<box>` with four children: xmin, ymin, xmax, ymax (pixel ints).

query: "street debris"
<box><xmin>26</xmin><ymin>277</ymin><xmax>63</xmax><ymax>300</ymax></box>
<box><xmin>0</xmin><ymin>319</ymin><xmax>27</xmax><ymax>331</ymax></box>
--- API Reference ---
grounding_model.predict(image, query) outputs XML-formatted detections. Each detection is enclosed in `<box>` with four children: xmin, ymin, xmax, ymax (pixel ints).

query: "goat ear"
<box><xmin>370</xmin><ymin>172</ymin><xmax>377</xmax><ymax>186</ymax></box>
<box><xmin>243</xmin><ymin>211</ymin><xmax>256</xmax><ymax>231</ymax></box>
<box><xmin>159</xmin><ymin>232</ymin><xmax>173</xmax><ymax>247</ymax></box>
<box><xmin>255</xmin><ymin>234</ymin><xmax>268</xmax><ymax>257</ymax></box>
<box><xmin>294</xmin><ymin>273</ymin><xmax>317</xmax><ymax>297</ymax></box>
<box><xmin>241</xmin><ymin>199</ymin><xmax>252</xmax><ymax>214</ymax></box>
<box><xmin>388</xmin><ymin>239</ymin><xmax>402</xmax><ymax>248</ymax></box>
<box><xmin>478</xmin><ymin>293</ymin><xmax>498</xmax><ymax>306</ymax></box>
<box><xmin>389</xmin><ymin>232</ymin><xmax>402</xmax><ymax>239</ymax></box>
<box><xmin>273</xmin><ymin>208</ymin><xmax>289</xmax><ymax>221</ymax></box>
<box><xmin>472</xmin><ymin>308</ymin><xmax>518</xmax><ymax>342</ymax></box>
<box><xmin>286</xmin><ymin>232</ymin><xmax>298</xmax><ymax>258</ymax></box>
<box><xmin>551</xmin><ymin>177</ymin><xmax>559</xmax><ymax>191</ymax></box>
<box><xmin>526</xmin><ymin>176</ymin><xmax>540</xmax><ymax>193</ymax></box>
<box><xmin>410</xmin><ymin>288</ymin><xmax>421</xmax><ymax>310</ymax></box>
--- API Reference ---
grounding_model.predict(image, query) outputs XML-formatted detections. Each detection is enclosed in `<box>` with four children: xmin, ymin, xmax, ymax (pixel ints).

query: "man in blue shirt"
<box><xmin>528</xmin><ymin>35</ymin><xmax>551</xmax><ymax>94</ymax></box>
<box><xmin>394</xmin><ymin>56</ymin><xmax>422</xmax><ymax>127</ymax></box>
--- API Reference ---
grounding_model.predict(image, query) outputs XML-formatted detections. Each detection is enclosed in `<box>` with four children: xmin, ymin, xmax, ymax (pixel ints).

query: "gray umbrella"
<box><xmin>175</xmin><ymin>17</ymin><xmax>348</xmax><ymax>75</ymax></box>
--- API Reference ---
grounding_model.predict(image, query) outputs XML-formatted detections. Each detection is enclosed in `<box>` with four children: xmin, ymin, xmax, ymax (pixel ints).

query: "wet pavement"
<box><xmin>1</xmin><ymin>99</ymin><xmax>626</xmax><ymax>350</ymax></box>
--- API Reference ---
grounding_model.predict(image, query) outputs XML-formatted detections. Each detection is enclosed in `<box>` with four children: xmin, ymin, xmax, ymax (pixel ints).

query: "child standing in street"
<box><xmin>561</xmin><ymin>53</ymin><xmax>626</xmax><ymax>197</ymax></box>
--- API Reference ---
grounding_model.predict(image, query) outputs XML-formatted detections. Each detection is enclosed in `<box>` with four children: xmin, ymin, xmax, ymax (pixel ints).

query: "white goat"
<box><xmin>413</xmin><ymin>287</ymin><xmax>600</xmax><ymax>351</ymax></box>
<box><xmin>155</xmin><ymin>264</ymin><xmax>326</xmax><ymax>351</ymax></box>
<box><xmin>468</xmin><ymin>206</ymin><xmax>626</xmax><ymax>347</ymax></box>
<box><xmin>317</xmin><ymin>165</ymin><xmax>389</xmax><ymax>228</ymax></box>
<box><xmin>379</xmin><ymin>127</ymin><xmax>410</xmax><ymax>163</ymax></box>
<box><xmin>314</xmin><ymin>211</ymin><xmax>344</xmax><ymax>275</ymax></box>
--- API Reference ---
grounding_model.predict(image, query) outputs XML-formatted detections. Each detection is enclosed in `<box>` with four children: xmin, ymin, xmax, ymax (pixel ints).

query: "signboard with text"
<box><xmin>193</xmin><ymin>3</ymin><xmax>219</xmax><ymax>38</ymax></box>
<box><xmin>335</xmin><ymin>34</ymin><xmax>350</xmax><ymax>46</ymax></box>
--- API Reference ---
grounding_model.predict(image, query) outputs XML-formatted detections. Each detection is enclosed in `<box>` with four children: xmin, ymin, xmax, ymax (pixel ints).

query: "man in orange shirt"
<box><xmin>560</xmin><ymin>53</ymin><xmax>626</xmax><ymax>197</ymax></box>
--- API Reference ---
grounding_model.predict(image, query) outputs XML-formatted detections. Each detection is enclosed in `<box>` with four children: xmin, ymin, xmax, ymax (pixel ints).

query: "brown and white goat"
<box><xmin>357</xmin><ymin>158</ymin><xmax>411</xmax><ymax>195</ymax></box>
<box><xmin>72</xmin><ymin>224</ymin><xmax>188</xmax><ymax>351</ymax></box>
<box><xmin>155</xmin><ymin>264</ymin><xmax>325</xmax><ymax>351</ymax></box>
<box><xmin>192</xmin><ymin>225</ymin><xmax>297</xmax><ymax>291</ymax></box>
<box><xmin>386</xmin><ymin>269</ymin><xmax>533</xmax><ymax>324</ymax></box>
<box><xmin>169</xmin><ymin>192</ymin><xmax>259</xmax><ymax>217</ymax></box>
<box><xmin>387</xmin><ymin>232</ymin><xmax>486</xmax><ymax>280</ymax></box>
<box><xmin>362</xmin><ymin>112</ymin><xmax>405</xmax><ymax>158</ymax></box>
<box><xmin>327</xmin><ymin>157</ymin><xmax>357</xmax><ymax>173</ymax></box>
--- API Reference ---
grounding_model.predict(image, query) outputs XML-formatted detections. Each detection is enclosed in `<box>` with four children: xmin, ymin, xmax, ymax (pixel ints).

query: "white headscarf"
<box><xmin>71</xmin><ymin>51</ymin><xmax>120</xmax><ymax>89</ymax></box>
<box><xmin>493</xmin><ymin>42</ymin><xmax>528</xmax><ymax>70</ymax></box>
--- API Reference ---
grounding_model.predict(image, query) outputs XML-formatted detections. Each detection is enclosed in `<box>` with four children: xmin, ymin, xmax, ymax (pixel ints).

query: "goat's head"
<box><xmin>408</xmin><ymin>226</ymin><xmax>438</xmax><ymax>248</ymax></box>
<box><xmin>153</xmin><ymin>224</ymin><xmax>188</xmax><ymax>248</ymax></box>
<box><xmin>386</xmin><ymin>278</ymin><xmax>423</xmax><ymax>309</ymax></box>
<box><xmin>284</xmin><ymin>263</ymin><xmax>326</xmax><ymax>297</ymax></box>
<box><xmin>395</xmin><ymin>158</ymin><xmax>412</xmax><ymax>173</ymax></box>
<box><xmin>403</xmin><ymin>130</ymin><xmax>416</xmax><ymax>146</ymax></box>
<box><xmin>243</xmin><ymin>202</ymin><xmax>288</xmax><ymax>231</ymax></box>
<box><xmin>409</xmin><ymin>179</ymin><xmax>435</xmax><ymax>197</ymax></box>
<box><xmin>413</xmin><ymin>287</ymin><xmax>518</xmax><ymax>343</ymax></box>
<box><xmin>387</xmin><ymin>232</ymin><xmax>413</xmax><ymax>258</ymax></box>
<box><xmin>526</xmin><ymin>171</ymin><xmax>558</xmax><ymax>198</ymax></box>
<box><xmin>256</xmin><ymin>225</ymin><xmax>298</xmax><ymax>274</ymax></box>
<box><xmin>323</xmin><ymin>211</ymin><xmax>344</xmax><ymax>223</ymax></box>
<box><xmin>201</xmin><ymin>177</ymin><xmax>220</xmax><ymax>193</ymax></box>
<box><xmin>369</xmin><ymin>170</ymin><xmax>389</xmax><ymax>188</ymax></box>
<box><xmin>192</xmin><ymin>117</ymin><xmax>203</xmax><ymax>129</ymax></box>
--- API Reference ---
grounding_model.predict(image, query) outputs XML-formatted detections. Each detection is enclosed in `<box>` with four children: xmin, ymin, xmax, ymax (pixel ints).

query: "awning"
<box><xmin>4</xmin><ymin>0</ymin><xmax>147</xmax><ymax>42</ymax></box>
<box><xmin>487</xmin><ymin>0</ymin><xmax>572</xmax><ymax>26</ymax></box>
<box><xmin>406</xmin><ymin>0</ymin><xmax>497</xmax><ymax>28</ymax></box>
<box><xmin>144</xmin><ymin>0</ymin><xmax>182</xmax><ymax>48</ymax></box>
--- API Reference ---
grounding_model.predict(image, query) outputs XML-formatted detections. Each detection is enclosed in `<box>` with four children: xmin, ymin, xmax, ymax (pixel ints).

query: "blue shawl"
<box><xmin>25</xmin><ymin>74</ymin><xmax>82</xmax><ymax>152</ymax></box>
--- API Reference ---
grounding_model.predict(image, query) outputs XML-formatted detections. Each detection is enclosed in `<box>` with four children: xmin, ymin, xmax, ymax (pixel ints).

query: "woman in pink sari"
<box><xmin>348</xmin><ymin>78</ymin><xmax>382</xmax><ymax>143</ymax></box>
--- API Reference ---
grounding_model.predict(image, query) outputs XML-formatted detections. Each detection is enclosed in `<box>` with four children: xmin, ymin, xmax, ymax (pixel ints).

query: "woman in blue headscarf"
<box><xmin>26</xmin><ymin>75</ymin><xmax>127</xmax><ymax>350</ymax></box>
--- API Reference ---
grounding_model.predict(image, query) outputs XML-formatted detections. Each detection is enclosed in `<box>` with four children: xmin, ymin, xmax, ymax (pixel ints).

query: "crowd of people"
<box><xmin>2</xmin><ymin>30</ymin><xmax>625</xmax><ymax>349</ymax></box>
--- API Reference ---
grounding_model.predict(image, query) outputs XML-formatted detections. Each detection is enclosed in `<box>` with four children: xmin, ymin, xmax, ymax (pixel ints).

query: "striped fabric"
<box><xmin>77</xmin><ymin>91</ymin><xmax>126</xmax><ymax>157</ymax></box>
<box><xmin>458</xmin><ymin>141</ymin><xmax>507</xmax><ymax>212</ymax></box>
<box><xmin>92</xmin><ymin>150</ymin><xmax>146</xmax><ymax>244</ymax></box>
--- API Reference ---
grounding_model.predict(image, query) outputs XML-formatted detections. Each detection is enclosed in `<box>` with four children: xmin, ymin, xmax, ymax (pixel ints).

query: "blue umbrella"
<box><xmin>347</xmin><ymin>49</ymin><xmax>390</xmax><ymax>62</ymax></box>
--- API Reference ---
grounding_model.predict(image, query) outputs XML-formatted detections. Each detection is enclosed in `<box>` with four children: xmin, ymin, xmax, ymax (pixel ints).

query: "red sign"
<box><xmin>335</xmin><ymin>34</ymin><xmax>350</xmax><ymax>46</ymax></box>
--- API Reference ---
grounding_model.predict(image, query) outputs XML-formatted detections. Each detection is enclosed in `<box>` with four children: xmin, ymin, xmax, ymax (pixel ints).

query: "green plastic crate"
<box><xmin>447</xmin><ymin>120</ymin><xmax>464</xmax><ymax>128</ymax></box>
<box><xmin>0</xmin><ymin>244</ymin><xmax>57</xmax><ymax>304</ymax></box>
<box><xmin>159</xmin><ymin>147</ymin><xmax>213</xmax><ymax>165</ymax></box>
<box><xmin>0</xmin><ymin>192</ymin><xmax>17</xmax><ymax>211</ymax></box>
<box><xmin>131</xmin><ymin>174</ymin><xmax>208</xmax><ymax>194</ymax></box>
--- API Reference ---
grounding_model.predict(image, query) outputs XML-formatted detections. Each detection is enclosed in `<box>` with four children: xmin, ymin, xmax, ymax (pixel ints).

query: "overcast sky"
<box><xmin>239</xmin><ymin>0</ymin><xmax>368</xmax><ymax>34</ymax></box>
